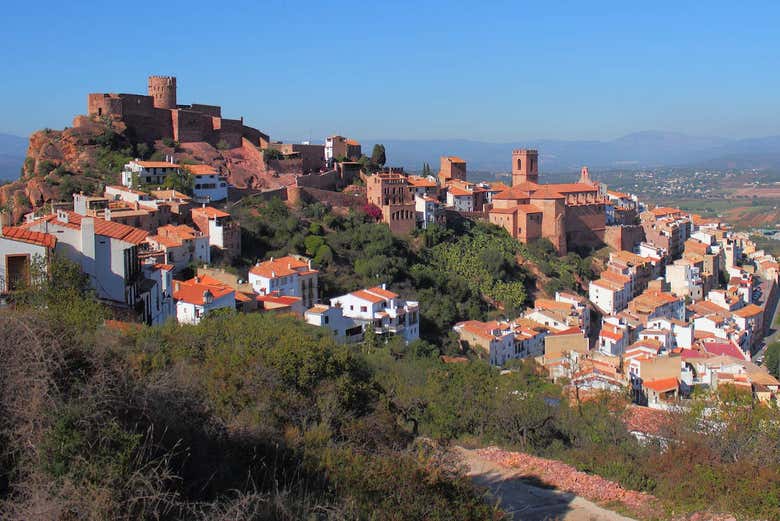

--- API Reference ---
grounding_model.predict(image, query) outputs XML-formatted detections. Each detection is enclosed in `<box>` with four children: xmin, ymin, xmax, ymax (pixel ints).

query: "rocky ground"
<box><xmin>458</xmin><ymin>447</ymin><xmax>740</xmax><ymax>521</ymax></box>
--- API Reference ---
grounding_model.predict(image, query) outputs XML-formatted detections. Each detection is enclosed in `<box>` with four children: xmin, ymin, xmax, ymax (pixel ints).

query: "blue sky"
<box><xmin>2</xmin><ymin>1</ymin><xmax>779</xmax><ymax>142</ymax></box>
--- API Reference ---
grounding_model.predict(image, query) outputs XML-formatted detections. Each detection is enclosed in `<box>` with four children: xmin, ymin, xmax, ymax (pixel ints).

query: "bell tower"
<box><xmin>512</xmin><ymin>149</ymin><xmax>538</xmax><ymax>186</ymax></box>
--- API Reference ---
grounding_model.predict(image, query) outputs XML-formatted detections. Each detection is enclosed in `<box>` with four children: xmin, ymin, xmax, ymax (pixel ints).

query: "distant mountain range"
<box><xmin>2</xmin><ymin>130</ymin><xmax>780</xmax><ymax>182</ymax></box>
<box><xmin>364</xmin><ymin>131</ymin><xmax>780</xmax><ymax>173</ymax></box>
<box><xmin>0</xmin><ymin>133</ymin><xmax>28</xmax><ymax>181</ymax></box>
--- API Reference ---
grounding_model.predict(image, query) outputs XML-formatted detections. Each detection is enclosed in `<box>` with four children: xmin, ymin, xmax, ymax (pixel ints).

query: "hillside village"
<box><xmin>1</xmin><ymin>77</ymin><xmax>779</xmax><ymax>420</ymax></box>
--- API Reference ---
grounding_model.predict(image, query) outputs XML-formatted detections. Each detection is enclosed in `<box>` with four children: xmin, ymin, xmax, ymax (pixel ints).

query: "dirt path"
<box><xmin>457</xmin><ymin>447</ymin><xmax>637</xmax><ymax>521</ymax></box>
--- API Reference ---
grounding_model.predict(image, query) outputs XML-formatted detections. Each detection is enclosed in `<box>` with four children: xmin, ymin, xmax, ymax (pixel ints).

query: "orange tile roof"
<box><xmin>249</xmin><ymin>256</ymin><xmax>313</xmax><ymax>278</ymax></box>
<box><xmin>406</xmin><ymin>176</ymin><xmax>438</xmax><ymax>188</ymax></box>
<box><xmin>192</xmin><ymin>206</ymin><xmax>230</xmax><ymax>218</ymax></box>
<box><xmin>489</xmin><ymin>207</ymin><xmax>519</xmax><ymax>215</ymax></box>
<box><xmin>2</xmin><ymin>226</ymin><xmax>56</xmax><ymax>248</ymax></box>
<box><xmin>733</xmin><ymin>304</ymin><xmax>763</xmax><ymax>318</ymax></box>
<box><xmin>367</xmin><ymin>286</ymin><xmax>398</xmax><ymax>299</ymax></box>
<box><xmin>448</xmin><ymin>186</ymin><xmax>473</xmax><ymax>197</ymax></box>
<box><xmin>173</xmin><ymin>277</ymin><xmax>234</xmax><ymax>305</ymax></box>
<box><xmin>492</xmin><ymin>186</ymin><xmax>533</xmax><ymax>201</ymax></box>
<box><xmin>445</xmin><ymin>156</ymin><xmax>466</xmax><ymax>163</ymax></box>
<box><xmin>187</xmin><ymin>164</ymin><xmax>220</xmax><ymax>176</ymax></box>
<box><xmin>543</xmin><ymin>183</ymin><xmax>599</xmax><ymax>194</ymax></box>
<box><xmin>350</xmin><ymin>289</ymin><xmax>387</xmax><ymax>304</ymax></box>
<box><xmin>135</xmin><ymin>161</ymin><xmax>179</xmax><ymax>169</ymax></box>
<box><xmin>643</xmin><ymin>377</ymin><xmax>679</xmax><ymax>393</ymax></box>
<box><xmin>152</xmin><ymin>263</ymin><xmax>174</xmax><ymax>271</ymax></box>
<box><xmin>45</xmin><ymin>212</ymin><xmax>148</xmax><ymax>245</ymax></box>
<box><xmin>345</xmin><ymin>139</ymin><xmax>360</xmax><ymax>146</ymax></box>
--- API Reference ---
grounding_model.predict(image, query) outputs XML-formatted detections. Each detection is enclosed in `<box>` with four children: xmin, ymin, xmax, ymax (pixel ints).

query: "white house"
<box><xmin>140</xmin><ymin>262</ymin><xmax>175</xmax><ymax>325</ymax></box>
<box><xmin>446</xmin><ymin>186</ymin><xmax>474</xmax><ymax>212</ymax></box>
<box><xmin>589</xmin><ymin>277</ymin><xmax>630</xmax><ymax>315</ymax></box>
<box><xmin>146</xmin><ymin>224</ymin><xmax>210</xmax><ymax>272</ymax></box>
<box><xmin>304</xmin><ymin>304</ymin><xmax>364</xmax><ymax>343</ymax></box>
<box><xmin>248</xmin><ymin>255</ymin><xmax>319</xmax><ymax>309</ymax></box>
<box><xmin>330</xmin><ymin>284</ymin><xmax>420</xmax><ymax>343</ymax></box>
<box><xmin>598</xmin><ymin>318</ymin><xmax>630</xmax><ymax>356</ymax></box>
<box><xmin>122</xmin><ymin>159</ymin><xmax>180</xmax><ymax>188</ymax></box>
<box><xmin>414</xmin><ymin>194</ymin><xmax>440</xmax><ymax>229</ymax></box>
<box><xmin>26</xmin><ymin>210</ymin><xmax>148</xmax><ymax>306</ymax></box>
<box><xmin>173</xmin><ymin>275</ymin><xmax>235</xmax><ymax>324</ymax></box>
<box><xmin>0</xmin><ymin>226</ymin><xmax>57</xmax><ymax>293</ymax></box>
<box><xmin>453</xmin><ymin>320</ymin><xmax>515</xmax><ymax>366</ymax></box>
<box><xmin>188</xmin><ymin>165</ymin><xmax>228</xmax><ymax>202</ymax></box>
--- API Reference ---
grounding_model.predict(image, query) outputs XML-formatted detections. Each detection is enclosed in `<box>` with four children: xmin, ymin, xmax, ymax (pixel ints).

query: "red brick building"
<box><xmin>488</xmin><ymin>149</ymin><xmax>607</xmax><ymax>254</ymax></box>
<box><xmin>366</xmin><ymin>173</ymin><xmax>416</xmax><ymax>235</ymax></box>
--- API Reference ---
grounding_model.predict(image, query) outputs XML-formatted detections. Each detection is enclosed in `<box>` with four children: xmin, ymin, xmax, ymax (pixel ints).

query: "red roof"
<box><xmin>192</xmin><ymin>206</ymin><xmax>230</xmax><ymax>218</ymax></box>
<box><xmin>2</xmin><ymin>226</ymin><xmax>56</xmax><ymax>248</ymax></box>
<box><xmin>249</xmin><ymin>256</ymin><xmax>314</xmax><ymax>278</ymax></box>
<box><xmin>135</xmin><ymin>161</ymin><xmax>179</xmax><ymax>169</ymax></box>
<box><xmin>187</xmin><ymin>164</ymin><xmax>219</xmax><ymax>176</ymax></box>
<box><xmin>173</xmin><ymin>276</ymin><xmax>234</xmax><ymax>305</ymax></box>
<box><xmin>643</xmin><ymin>377</ymin><xmax>679</xmax><ymax>393</ymax></box>
<box><xmin>701</xmin><ymin>341</ymin><xmax>747</xmax><ymax>360</ymax></box>
<box><xmin>33</xmin><ymin>212</ymin><xmax>148</xmax><ymax>245</ymax></box>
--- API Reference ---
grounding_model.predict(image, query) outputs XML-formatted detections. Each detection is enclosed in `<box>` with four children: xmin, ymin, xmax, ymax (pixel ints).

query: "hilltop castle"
<box><xmin>87</xmin><ymin>76</ymin><xmax>269</xmax><ymax>149</ymax></box>
<box><xmin>488</xmin><ymin>149</ymin><xmax>606</xmax><ymax>254</ymax></box>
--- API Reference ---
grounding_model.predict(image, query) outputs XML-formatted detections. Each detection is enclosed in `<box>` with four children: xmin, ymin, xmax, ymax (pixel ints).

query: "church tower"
<box><xmin>512</xmin><ymin>149</ymin><xmax>539</xmax><ymax>186</ymax></box>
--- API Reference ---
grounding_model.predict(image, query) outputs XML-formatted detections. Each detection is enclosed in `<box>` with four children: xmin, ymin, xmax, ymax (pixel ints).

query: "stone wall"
<box><xmin>604</xmin><ymin>224</ymin><xmax>646</xmax><ymax>252</ymax></box>
<box><xmin>295</xmin><ymin>170</ymin><xmax>341</xmax><ymax>190</ymax></box>
<box><xmin>565</xmin><ymin>203</ymin><xmax>606</xmax><ymax>252</ymax></box>
<box><xmin>287</xmin><ymin>186</ymin><xmax>365</xmax><ymax>210</ymax></box>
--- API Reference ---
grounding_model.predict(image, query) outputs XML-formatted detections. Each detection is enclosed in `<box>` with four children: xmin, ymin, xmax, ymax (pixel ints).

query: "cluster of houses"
<box><xmin>579</xmin><ymin>210</ymin><xmax>780</xmax><ymax>407</ymax></box>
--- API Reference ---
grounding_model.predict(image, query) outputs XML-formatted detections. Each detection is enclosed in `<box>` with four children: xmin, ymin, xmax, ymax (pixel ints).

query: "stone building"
<box><xmin>438</xmin><ymin>156</ymin><xmax>467</xmax><ymax>185</ymax></box>
<box><xmin>365</xmin><ymin>172</ymin><xmax>416</xmax><ymax>235</ymax></box>
<box><xmin>87</xmin><ymin>76</ymin><xmax>269</xmax><ymax>148</ymax></box>
<box><xmin>488</xmin><ymin>149</ymin><xmax>607</xmax><ymax>254</ymax></box>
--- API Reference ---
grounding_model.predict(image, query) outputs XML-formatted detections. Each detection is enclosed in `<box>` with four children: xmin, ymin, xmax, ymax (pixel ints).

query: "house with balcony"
<box><xmin>0</xmin><ymin>226</ymin><xmax>57</xmax><ymax>293</ymax></box>
<box><xmin>191</xmin><ymin>206</ymin><xmax>241</xmax><ymax>260</ymax></box>
<box><xmin>145</xmin><ymin>224</ymin><xmax>210</xmax><ymax>272</ymax></box>
<box><xmin>330</xmin><ymin>284</ymin><xmax>419</xmax><ymax>343</ymax></box>
<box><xmin>248</xmin><ymin>255</ymin><xmax>319</xmax><ymax>309</ymax></box>
<box><xmin>173</xmin><ymin>274</ymin><xmax>235</xmax><ymax>324</ymax></box>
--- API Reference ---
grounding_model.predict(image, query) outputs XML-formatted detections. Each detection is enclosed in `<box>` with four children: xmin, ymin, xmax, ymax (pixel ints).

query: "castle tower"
<box><xmin>512</xmin><ymin>149</ymin><xmax>538</xmax><ymax>186</ymax></box>
<box><xmin>148</xmin><ymin>76</ymin><xmax>177</xmax><ymax>109</ymax></box>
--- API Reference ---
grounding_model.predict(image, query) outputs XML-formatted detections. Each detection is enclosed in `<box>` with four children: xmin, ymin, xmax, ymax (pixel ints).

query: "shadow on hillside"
<box><xmin>471</xmin><ymin>470</ymin><xmax>577</xmax><ymax>521</ymax></box>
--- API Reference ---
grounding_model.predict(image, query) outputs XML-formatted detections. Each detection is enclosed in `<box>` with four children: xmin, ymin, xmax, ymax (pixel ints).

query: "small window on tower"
<box><xmin>516</xmin><ymin>159</ymin><xmax>522</xmax><ymax>170</ymax></box>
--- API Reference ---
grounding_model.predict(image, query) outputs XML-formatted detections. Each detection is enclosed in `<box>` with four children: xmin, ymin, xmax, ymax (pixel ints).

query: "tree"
<box><xmin>371</xmin><ymin>144</ymin><xmax>387</xmax><ymax>167</ymax></box>
<box><xmin>765</xmin><ymin>341</ymin><xmax>780</xmax><ymax>378</ymax></box>
<box><xmin>421</xmin><ymin>163</ymin><xmax>432</xmax><ymax>177</ymax></box>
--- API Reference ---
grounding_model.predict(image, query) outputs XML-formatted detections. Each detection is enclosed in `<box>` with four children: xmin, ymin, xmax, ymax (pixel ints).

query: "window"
<box><xmin>360</xmin><ymin>306</ymin><xmax>367</xmax><ymax>312</ymax></box>
<box><xmin>323</xmin><ymin>316</ymin><xmax>329</xmax><ymax>324</ymax></box>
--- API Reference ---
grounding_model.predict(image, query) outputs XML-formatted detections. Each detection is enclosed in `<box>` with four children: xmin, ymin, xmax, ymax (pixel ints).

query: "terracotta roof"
<box><xmin>367</xmin><ymin>286</ymin><xmax>398</xmax><ymax>299</ymax></box>
<box><xmin>151</xmin><ymin>263</ymin><xmax>174</xmax><ymax>271</ymax></box>
<box><xmin>493</xmin><ymin>186</ymin><xmax>533</xmax><ymax>201</ymax></box>
<box><xmin>406</xmin><ymin>176</ymin><xmax>438</xmax><ymax>188</ymax></box>
<box><xmin>257</xmin><ymin>294</ymin><xmax>301</xmax><ymax>305</ymax></box>
<box><xmin>650</xmin><ymin>206</ymin><xmax>683</xmax><ymax>217</ymax></box>
<box><xmin>135</xmin><ymin>161</ymin><xmax>179</xmax><ymax>169</ymax></box>
<box><xmin>345</xmin><ymin>139</ymin><xmax>360</xmax><ymax>146</ymax></box>
<box><xmin>529</xmin><ymin>186</ymin><xmax>566</xmax><ymax>200</ymax></box>
<box><xmin>643</xmin><ymin>377</ymin><xmax>679</xmax><ymax>393</ymax></box>
<box><xmin>173</xmin><ymin>277</ymin><xmax>234</xmax><ymax>305</ymax></box>
<box><xmin>702</xmin><ymin>341</ymin><xmax>747</xmax><ymax>360</ymax></box>
<box><xmin>444</xmin><ymin>156</ymin><xmax>466</xmax><ymax>163</ymax></box>
<box><xmin>249</xmin><ymin>256</ymin><xmax>314</xmax><ymax>278</ymax></box>
<box><xmin>192</xmin><ymin>206</ymin><xmax>230</xmax><ymax>218</ymax></box>
<box><xmin>448</xmin><ymin>186</ymin><xmax>473</xmax><ymax>197</ymax></box>
<box><xmin>543</xmin><ymin>183</ymin><xmax>599</xmax><ymax>194</ymax></box>
<box><xmin>553</xmin><ymin>326</ymin><xmax>583</xmax><ymax>336</ymax></box>
<box><xmin>350</xmin><ymin>289</ymin><xmax>388</xmax><ymax>304</ymax></box>
<box><xmin>2</xmin><ymin>226</ymin><xmax>56</xmax><ymax>248</ymax></box>
<box><xmin>41</xmin><ymin>212</ymin><xmax>148</xmax><ymax>245</ymax></box>
<box><xmin>733</xmin><ymin>304</ymin><xmax>763</xmax><ymax>318</ymax></box>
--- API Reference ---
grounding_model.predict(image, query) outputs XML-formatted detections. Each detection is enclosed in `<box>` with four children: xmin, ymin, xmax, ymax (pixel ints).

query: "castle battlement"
<box><xmin>85</xmin><ymin>76</ymin><xmax>268</xmax><ymax>148</ymax></box>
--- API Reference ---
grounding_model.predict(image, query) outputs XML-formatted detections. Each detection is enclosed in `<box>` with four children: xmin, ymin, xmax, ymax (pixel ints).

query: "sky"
<box><xmin>2</xmin><ymin>1</ymin><xmax>780</xmax><ymax>142</ymax></box>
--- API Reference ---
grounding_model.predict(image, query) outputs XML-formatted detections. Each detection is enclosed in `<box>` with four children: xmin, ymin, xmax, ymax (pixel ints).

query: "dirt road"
<box><xmin>457</xmin><ymin>447</ymin><xmax>637</xmax><ymax>521</ymax></box>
